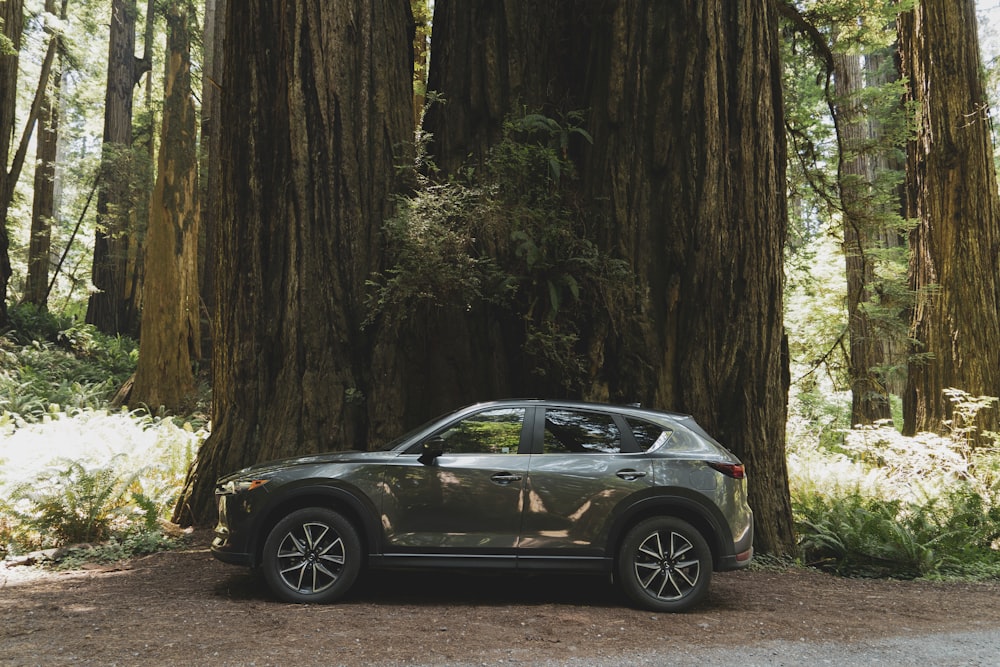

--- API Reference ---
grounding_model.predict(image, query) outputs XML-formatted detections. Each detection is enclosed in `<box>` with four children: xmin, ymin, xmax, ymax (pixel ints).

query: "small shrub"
<box><xmin>10</xmin><ymin>458</ymin><xmax>137</xmax><ymax>546</ymax></box>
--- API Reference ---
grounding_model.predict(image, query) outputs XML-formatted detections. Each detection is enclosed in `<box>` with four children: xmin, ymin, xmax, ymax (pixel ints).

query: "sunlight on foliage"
<box><xmin>788</xmin><ymin>388</ymin><xmax>1000</xmax><ymax>580</ymax></box>
<box><xmin>0</xmin><ymin>409</ymin><xmax>205</xmax><ymax>558</ymax></box>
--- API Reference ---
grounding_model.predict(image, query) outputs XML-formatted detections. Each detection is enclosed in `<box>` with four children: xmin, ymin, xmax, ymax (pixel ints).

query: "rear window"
<box><xmin>626</xmin><ymin>418</ymin><xmax>671</xmax><ymax>452</ymax></box>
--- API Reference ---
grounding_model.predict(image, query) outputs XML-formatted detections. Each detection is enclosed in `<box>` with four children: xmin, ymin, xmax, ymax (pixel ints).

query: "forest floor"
<box><xmin>1</xmin><ymin>530</ymin><xmax>999</xmax><ymax>666</ymax></box>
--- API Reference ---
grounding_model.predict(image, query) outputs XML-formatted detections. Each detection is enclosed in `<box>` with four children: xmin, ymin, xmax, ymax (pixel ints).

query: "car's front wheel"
<box><xmin>261</xmin><ymin>507</ymin><xmax>362</xmax><ymax>604</ymax></box>
<box><xmin>617</xmin><ymin>516</ymin><xmax>712</xmax><ymax>612</ymax></box>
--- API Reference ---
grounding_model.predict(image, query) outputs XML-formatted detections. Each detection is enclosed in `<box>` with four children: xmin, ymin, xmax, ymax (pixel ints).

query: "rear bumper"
<box><xmin>718</xmin><ymin>546</ymin><xmax>754</xmax><ymax>570</ymax></box>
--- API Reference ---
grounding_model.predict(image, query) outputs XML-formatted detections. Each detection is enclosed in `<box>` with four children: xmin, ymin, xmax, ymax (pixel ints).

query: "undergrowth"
<box><xmin>788</xmin><ymin>386</ymin><xmax>1000</xmax><ymax>580</ymax></box>
<box><xmin>0</xmin><ymin>305</ymin><xmax>205</xmax><ymax>562</ymax></box>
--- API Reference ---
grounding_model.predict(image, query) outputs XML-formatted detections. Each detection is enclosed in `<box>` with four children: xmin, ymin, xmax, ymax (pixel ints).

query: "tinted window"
<box><xmin>434</xmin><ymin>408</ymin><xmax>525</xmax><ymax>454</ymax></box>
<box><xmin>542</xmin><ymin>409</ymin><xmax>621</xmax><ymax>454</ymax></box>
<box><xmin>626</xmin><ymin>418</ymin><xmax>670</xmax><ymax>452</ymax></box>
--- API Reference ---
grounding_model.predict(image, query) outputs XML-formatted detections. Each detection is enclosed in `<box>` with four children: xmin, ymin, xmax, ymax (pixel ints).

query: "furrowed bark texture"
<box><xmin>583</xmin><ymin>1</ymin><xmax>794</xmax><ymax>554</ymax></box>
<box><xmin>418</xmin><ymin>0</ymin><xmax>794</xmax><ymax>554</ymax></box>
<box><xmin>899</xmin><ymin>0</ymin><xmax>1000</xmax><ymax>435</ymax></box>
<box><xmin>422</xmin><ymin>0</ymin><xmax>590</xmax><ymax>176</ymax></box>
<box><xmin>131</xmin><ymin>2</ymin><xmax>199</xmax><ymax>411</ymax></box>
<box><xmin>199</xmin><ymin>0</ymin><xmax>226</xmax><ymax>360</ymax></box>
<box><xmin>177</xmin><ymin>0</ymin><xmax>413</xmax><ymax>524</ymax></box>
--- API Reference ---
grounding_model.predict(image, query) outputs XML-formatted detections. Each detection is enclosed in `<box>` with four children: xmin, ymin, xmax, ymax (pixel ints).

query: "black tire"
<box><xmin>617</xmin><ymin>516</ymin><xmax>712</xmax><ymax>612</ymax></box>
<box><xmin>261</xmin><ymin>507</ymin><xmax>362</xmax><ymax>604</ymax></box>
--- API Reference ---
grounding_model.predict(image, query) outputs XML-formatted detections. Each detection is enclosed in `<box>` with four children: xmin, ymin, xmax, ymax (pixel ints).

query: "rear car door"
<box><xmin>519</xmin><ymin>407</ymin><xmax>657</xmax><ymax>555</ymax></box>
<box><xmin>381</xmin><ymin>406</ymin><xmax>530</xmax><ymax>554</ymax></box>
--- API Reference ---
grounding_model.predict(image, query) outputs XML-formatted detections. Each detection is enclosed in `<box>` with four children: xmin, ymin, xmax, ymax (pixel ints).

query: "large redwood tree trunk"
<box><xmin>414</xmin><ymin>0</ymin><xmax>795</xmax><ymax>554</ymax></box>
<box><xmin>175</xmin><ymin>0</ymin><xmax>414</xmax><ymax>524</ymax></box>
<box><xmin>581</xmin><ymin>0</ymin><xmax>794</xmax><ymax>555</ymax></box>
<box><xmin>899</xmin><ymin>0</ymin><xmax>1000</xmax><ymax>435</ymax></box>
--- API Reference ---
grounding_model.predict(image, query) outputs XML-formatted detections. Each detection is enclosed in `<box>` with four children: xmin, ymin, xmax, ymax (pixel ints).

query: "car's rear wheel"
<box><xmin>617</xmin><ymin>516</ymin><xmax>712</xmax><ymax>612</ymax></box>
<box><xmin>262</xmin><ymin>507</ymin><xmax>361</xmax><ymax>604</ymax></box>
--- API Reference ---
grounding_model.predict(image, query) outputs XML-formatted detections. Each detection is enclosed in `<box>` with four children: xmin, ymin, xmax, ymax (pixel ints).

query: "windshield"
<box><xmin>378</xmin><ymin>412</ymin><xmax>449</xmax><ymax>451</ymax></box>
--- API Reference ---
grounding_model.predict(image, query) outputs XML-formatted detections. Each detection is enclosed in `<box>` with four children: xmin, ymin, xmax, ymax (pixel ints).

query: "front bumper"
<box><xmin>210</xmin><ymin>492</ymin><xmax>254</xmax><ymax>567</ymax></box>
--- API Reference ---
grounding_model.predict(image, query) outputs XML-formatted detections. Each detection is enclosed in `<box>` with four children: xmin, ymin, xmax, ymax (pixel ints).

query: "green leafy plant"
<box><xmin>790</xmin><ymin>387</ymin><xmax>1000</xmax><ymax>581</ymax></box>
<box><xmin>369</xmin><ymin>110</ymin><xmax>631</xmax><ymax>390</ymax></box>
<box><xmin>11</xmin><ymin>457</ymin><xmax>137</xmax><ymax>546</ymax></box>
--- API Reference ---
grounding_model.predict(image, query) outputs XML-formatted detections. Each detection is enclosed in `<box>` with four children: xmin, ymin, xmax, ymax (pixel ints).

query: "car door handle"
<box><xmin>490</xmin><ymin>472</ymin><xmax>522</xmax><ymax>485</ymax></box>
<box><xmin>616</xmin><ymin>469</ymin><xmax>647</xmax><ymax>481</ymax></box>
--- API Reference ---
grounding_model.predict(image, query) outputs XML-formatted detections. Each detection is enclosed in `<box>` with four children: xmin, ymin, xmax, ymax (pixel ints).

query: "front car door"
<box><xmin>380</xmin><ymin>406</ymin><xmax>530</xmax><ymax>558</ymax></box>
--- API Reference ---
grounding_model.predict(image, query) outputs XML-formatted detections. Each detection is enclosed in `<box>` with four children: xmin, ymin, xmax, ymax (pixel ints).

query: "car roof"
<box><xmin>464</xmin><ymin>398</ymin><xmax>695</xmax><ymax>421</ymax></box>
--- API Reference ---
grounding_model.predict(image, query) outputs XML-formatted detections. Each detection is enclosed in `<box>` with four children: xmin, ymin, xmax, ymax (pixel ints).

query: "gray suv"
<box><xmin>211</xmin><ymin>399</ymin><xmax>753</xmax><ymax>612</ymax></box>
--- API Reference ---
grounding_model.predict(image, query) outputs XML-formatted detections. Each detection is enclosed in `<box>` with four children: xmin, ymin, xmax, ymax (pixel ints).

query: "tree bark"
<box><xmin>86</xmin><ymin>0</ymin><xmax>151</xmax><ymax>336</ymax></box>
<box><xmin>581</xmin><ymin>0</ymin><xmax>794</xmax><ymax>555</ymax></box>
<box><xmin>199</xmin><ymin>0</ymin><xmax>226</xmax><ymax>361</ymax></box>
<box><xmin>175</xmin><ymin>0</ymin><xmax>414</xmax><ymax>525</ymax></box>
<box><xmin>899</xmin><ymin>0</ymin><xmax>1000</xmax><ymax>435</ymax></box>
<box><xmin>0</xmin><ymin>0</ymin><xmax>23</xmax><ymax>325</ymax></box>
<box><xmin>421</xmin><ymin>0</ymin><xmax>589</xmax><ymax>176</ymax></box>
<box><xmin>130</xmin><ymin>1</ymin><xmax>200</xmax><ymax>411</ymax></box>
<box><xmin>832</xmin><ymin>52</ymin><xmax>892</xmax><ymax>426</ymax></box>
<box><xmin>419</xmin><ymin>0</ymin><xmax>795</xmax><ymax>555</ymax></box>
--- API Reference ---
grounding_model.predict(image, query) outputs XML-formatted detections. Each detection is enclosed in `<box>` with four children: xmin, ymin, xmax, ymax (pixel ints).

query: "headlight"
<box><xmin>219</xmin><ymin>478</ymin><xmax>270</xmax><ymax>495</ymax></box>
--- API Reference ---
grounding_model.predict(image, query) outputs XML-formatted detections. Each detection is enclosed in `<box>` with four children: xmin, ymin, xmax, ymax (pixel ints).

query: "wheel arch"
<box><xmin>606</xmin><ymin>491</ymin><xmax>735</xmax><ymax>571</ymax></box>
<box><xmin>248</xmin><ymin>484</ymin><xmax>381</xmax><ymax>568</ymax></box>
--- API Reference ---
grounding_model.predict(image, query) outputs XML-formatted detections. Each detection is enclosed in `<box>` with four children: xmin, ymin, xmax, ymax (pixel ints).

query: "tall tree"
<box><xmin>174</xmin><ymin>0</ymin><xmax>414</xmax><ymax>524</ymax></box>
<box><xmin>411</xmin><ymin>0</ymin><xmax>795</xmax><ymax>554</ymax></box>
<box><xmin>130</xmin><ymin>0</ymin><xmax>200</xmax><ymax>410</ymax></box>
<box><xmin>2</xmin><ymin>0</ymin><xmax>59</xmax><ymax>321</ymax></box>
<box><xmin>0</xmin><ymin>0</ymin><xmax>23</xmax><ymax>325</ymax></box>
<box><xmin>199</xmin><ymin>0</ymin><xmax>226</xmax><ymax>361</ymax></box>
<box><xmin>834</xmin><ymin>51</ymin><xmax>892</xmax><ymax>426</ymax></box>
<box><xmin>86</xmin><ymin>0</ymin><xmax>152</xmax><ymax>335</ymax></box>
<box><xmin>778</xmin><ymin>2</ymin><xmax>910</xmax><ymax>427</ymax></box>
<box><xmin>899</xmin><ymin>0</ymin><xmax>1000</xmax><ymax>435</ymax></box>
<box><xmin>24</xmin><ymin>0</ymin><xmax>69</xmax><ymax>308</ymax></box>
<box><xmin>580</xmin><ymin>1</ymin><xmax>794</xmax><ymax>555</ymax></box>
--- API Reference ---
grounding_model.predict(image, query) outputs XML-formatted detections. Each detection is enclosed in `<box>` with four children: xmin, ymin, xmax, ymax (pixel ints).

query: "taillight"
<box><xmin>707</xmin><ymin>461</ymin><xmax>745</xmax><ymax>479</ymax></box>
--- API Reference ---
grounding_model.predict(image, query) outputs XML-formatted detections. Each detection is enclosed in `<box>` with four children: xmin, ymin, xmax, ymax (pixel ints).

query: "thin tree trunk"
<box><xmin>833</xmin><ymin>52</ymin><xmax>892</xmax><ymax>426</ymax></box>
<box><xmin>24</xmin><ymin>0</ymin><xmax>68</xmax><ymax>308</ymax></box>
<box><xmin>130</xmin><ymin>1</ymin><xmax>200</xmax><ymax>411</ymax></box>
<box><xmin>199</xmin><ymin>0</ymin><xmax>226</xmax><ymax>361</ymax></box>
<box><xmin>86</xmin><ymin>0</ymin><xmax>152</xmax><ymax>336</ymax></box>
<box><xmin>0</xmin><ymin>0</ymin><xmax>24</xmax><ymax>324</ymax></box>
<box><xmin>899</xmin><ymin>0</ymin><xmax>1000</xmax><ymax>435</ymax></box>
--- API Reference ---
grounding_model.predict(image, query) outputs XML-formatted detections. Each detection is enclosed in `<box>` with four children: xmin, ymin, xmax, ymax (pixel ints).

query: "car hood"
<box><xmin>218</xmin><ymin>449</ymin><xmax>388</xmax><ymax>482</ymax></box>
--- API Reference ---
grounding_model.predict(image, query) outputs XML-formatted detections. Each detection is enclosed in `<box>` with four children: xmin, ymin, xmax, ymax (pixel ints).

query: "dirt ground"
<box><xmin>1</xmin><ymin>530</ymin><xmax>999</xmax><ymax>667</ymax></box>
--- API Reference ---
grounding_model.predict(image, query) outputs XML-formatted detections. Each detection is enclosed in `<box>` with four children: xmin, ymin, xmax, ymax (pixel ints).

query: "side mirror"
<box><xmin>417</xmin><ymin>436</ymin><xmax>445</xmax><ymax>466</ymax></box>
